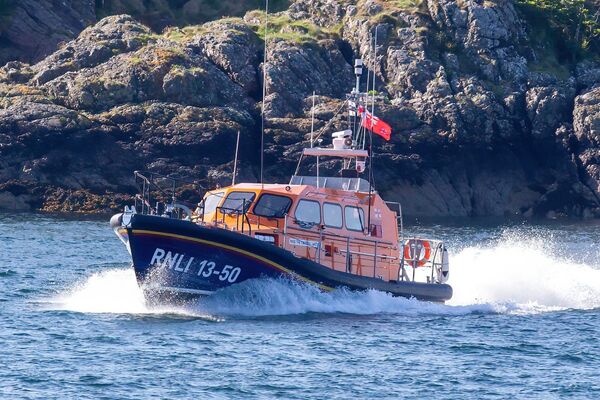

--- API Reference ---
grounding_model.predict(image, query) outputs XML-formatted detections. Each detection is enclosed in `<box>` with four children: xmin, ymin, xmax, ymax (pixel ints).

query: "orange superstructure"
<box><xmin>192</xmin><ymin>179</ymin><xmax>403</xmax><ymax>282</ymax></box>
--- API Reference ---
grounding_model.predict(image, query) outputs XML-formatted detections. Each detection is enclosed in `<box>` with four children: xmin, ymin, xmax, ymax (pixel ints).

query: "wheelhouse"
<box><xmin>191</xmin><ymin>179</ymin><xmax>403</xmax><ymax>281</ymax></box>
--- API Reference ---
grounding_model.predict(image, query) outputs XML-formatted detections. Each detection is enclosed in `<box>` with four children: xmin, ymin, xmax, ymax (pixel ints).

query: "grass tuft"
<box><xmin>246</xmin><ymin>11</ymin><xmax>340</xmax><ymax>43</ymax></box>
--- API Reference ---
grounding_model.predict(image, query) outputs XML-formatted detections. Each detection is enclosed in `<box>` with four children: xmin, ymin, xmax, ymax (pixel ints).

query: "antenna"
<box><xmin>232</xmin><ymin>130</ymin><xmax>240</xmax><ymax>185</ymax></box>
<box><xmin>352</xmin><ymin>59</ymin><xmax>363</xmax><ymax>150</ymax></box>
<box><xmin>260</xmin><ymin>0</ymin><xmax>269</xmax><ymax>187</ymax></box>
<box><xmin>310</xmin><ymin>91</ymin><xmax>316</xmax><ymax>148</ymax></box>
<box><xmin>370</xmin><ymin>27</ymin><xmax>377</xmax><ymax>123</ymax></box>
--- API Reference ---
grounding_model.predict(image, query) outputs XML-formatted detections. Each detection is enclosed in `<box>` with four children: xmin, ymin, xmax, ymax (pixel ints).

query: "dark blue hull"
<box><xmin>112</xmin><ymin>214</ymin><xmax>453</xmax><ymax>303</ymax></box>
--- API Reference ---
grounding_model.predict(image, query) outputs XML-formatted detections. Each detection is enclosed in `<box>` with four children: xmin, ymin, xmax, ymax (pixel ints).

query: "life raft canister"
<box><xmin>403</xmin><ymin>239</ymin><xmax>431</xmax><ymax>267</ymax></box>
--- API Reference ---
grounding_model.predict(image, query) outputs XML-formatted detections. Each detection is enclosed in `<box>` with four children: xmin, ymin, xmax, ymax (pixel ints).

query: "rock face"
<box><xmin>0</xmin><ymin>0</ymin><xmax>599</xmax><ymax>217</ymax></box>
<box><xmin>0</xmin><ymin>0</ymin><xmax>96</xmax><ymax>65</ymax></box>
<box><xmin>573</xmin><ymin>87</ymin><xmax>600</xmax><ymax>202</ymax></box>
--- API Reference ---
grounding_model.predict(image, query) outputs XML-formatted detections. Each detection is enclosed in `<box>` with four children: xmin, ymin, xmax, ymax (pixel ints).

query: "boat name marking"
<box><xmin>149</xmin><ymin>247</ymin><xmax>241</xmax><ymax>283</ymax></box>
<box><xmin>289</xmin><ymin>238</ymin><xmax>320</xmax><ymax>249</ymax></box>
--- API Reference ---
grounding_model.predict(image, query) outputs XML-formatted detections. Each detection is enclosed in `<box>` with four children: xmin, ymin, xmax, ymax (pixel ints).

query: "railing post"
<box><xmin>431</xmin><ymin>242</ymin><xmax>439</xmax><ymax>283</ymax></box>
<box><xmin>412</xmin><ymin>236</ymin><xmax>417</xmax><ymax>281</ymax></box>
<box><xmin>317</xmin><ymin>225</ymin><xmax>322</xmax><ymax>264</ymax></box>
<box><xmin>172</xmin><ymin>179</ymin><xmax>176</xmax><ymax>218</ymax></box>
<box><xmin>241</xmin><ymin>199</ymin><xmax>245</xmax><ymax>233</ymax></box>
<box><xmin>400</xmin><ymin>240</ymin><xmax>406</xmax><ymax>281</ymax></box>
<box><xmin>283</xmin><ymin>214</ymin><xmax>288</xmax><ymax>250</ymax></box>
<box><xmin>373</xmin><ymin>241</ymin><xmax>378</xmax><ymax>278</ymax></box>
<box><xmin>142</xmin><ymin>179</ymin><xmax>146</xmax><ymax>214</ymax></box>
<box><xmin>201</xmin><ymin>200</ymin><xmax>205</xmax><ymax>223</ymax></box>
<box><xmin>346</xmin><ymin>236</ymin><xmax>351</xmax><ymax>272</ymax></box>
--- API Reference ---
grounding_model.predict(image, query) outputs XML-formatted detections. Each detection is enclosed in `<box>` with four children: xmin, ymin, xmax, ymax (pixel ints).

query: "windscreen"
<box><xmin>220</xmin><ymin>191</ymin><xmax>255</xmax><ymax>213</ymax></box>
<box><xmin>253</xmin><ymin>194</ymin><xmax>292</xmax><ymax>218</ymax></box>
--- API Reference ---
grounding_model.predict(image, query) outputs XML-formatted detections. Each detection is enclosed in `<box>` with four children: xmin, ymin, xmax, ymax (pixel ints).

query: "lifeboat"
<box><xmin>110</xmin><ymin>57</ymin><xmax>452</xmax><ymax>304</ymax></box>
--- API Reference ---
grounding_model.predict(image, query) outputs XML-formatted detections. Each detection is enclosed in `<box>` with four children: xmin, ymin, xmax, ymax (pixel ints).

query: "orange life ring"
<box><xmin>403</xmin><ymin>239</ymin><xmax>431</xmax><ymax>267</ymax></box>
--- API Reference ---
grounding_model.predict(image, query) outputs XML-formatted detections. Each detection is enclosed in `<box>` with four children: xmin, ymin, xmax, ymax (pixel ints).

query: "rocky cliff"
<box><xmin>0</xmin><ymin>0</ymin><xmax>599</xmax><ymax>217</ymax></box>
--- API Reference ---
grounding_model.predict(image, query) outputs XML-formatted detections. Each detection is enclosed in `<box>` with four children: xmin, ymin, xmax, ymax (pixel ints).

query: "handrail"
<box><xmin>134</xmin><ymin>170</ymin><xmax>206</xmax><ymax>189</ymax></box>
<box><xmin>282</xmin><ymin>224</ymin><xmax>395</xmax><ymax>247</ymax></box>
<box><xmin>338</xmin><ymin>248</ymin><xmax>398</xmax><ymax>260</ymax></box>
<box><xmin>385</xmin><ymin>200</ymin><xmax>403</xmax><ymax>243</ymax></box>
<box><xmin>215</xmin><ymin>203</ymin><xmax>253</xmax><ymax>236</ymax></box>
<box><xmin>134</xmin><ymin>170</ymin><xmax>203</xmax><ymax>217</ymax></box>
<box><xmin>399</xmin><ymin>238</ymin><xmax>446</xmax><ymax>284</ymax></box>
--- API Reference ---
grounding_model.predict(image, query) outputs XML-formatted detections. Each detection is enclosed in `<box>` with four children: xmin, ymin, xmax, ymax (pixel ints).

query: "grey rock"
<box><xmin>31</xmin><ymin>15</ymin><xmax>151</xmax><ymax>85</ymax></box>
<box><xmin>287</xmin><ymin>0</ymin><xmax>351</xmax><ymax>27</ymax></box>
<box><xmin>190</xmin><ymin>21</ymin><xmax>262</xmax><ymax>95</ymax></box>
<box><xmin>0</xmin><ymin>0</ymin><xmax>96</xmax><ymax>64</ymax></box>
<box><xmin>576</xmin><ymin>61</ymin><xmax>600</xmax><ymax>90</ymax></box>
<box><xmin>43</xmin><ymin>41</ymin><xmax>250</xmax><ymax>113</ymax></box>
<box><xmin>263</xmin><ymin>39</ymin><xmax>353</xmax><ymax>118</ymax></box>
<box><xmin>526</xmin><ymin>83</ymin><xmax>576</xmax><ymax>140</ymax></box>
<box><xmin>1</xmin><ymin>5</ymin><xmax>599</xmax><ymax>217</ymax></box>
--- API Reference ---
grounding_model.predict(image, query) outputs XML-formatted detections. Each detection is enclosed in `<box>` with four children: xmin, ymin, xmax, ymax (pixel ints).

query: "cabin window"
<box><xmin>253</xmin><ymin>194</ymin><xmax>292</xmax><ymax>218</ymax></box>
<box><xmin>345</xmin><ymin>206</ymin><xmax>365</xmax><ymax>231</ymax></box>
<box><xmin>323</xmin><ymin>203</ymin><xmax>343</xmax><ymax>228</ymax></box>
<box><xmin>203</xmin><ymin>192</ymin><xmax>224</xmax><ymax>215</ymax></box>
<box><xmin>220</xmin><ymin>191</ymin><xmax>255</xmax><ymax>214</ymax></box>
<box><xmin>295</xmin><ymin>199</ymin><xmax>321</xmax><ymax>225</ymax></box>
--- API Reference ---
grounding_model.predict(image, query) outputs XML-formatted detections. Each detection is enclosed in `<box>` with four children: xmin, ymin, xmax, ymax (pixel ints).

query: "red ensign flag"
<box><xmin>361</xmin><ymin>111</ymin><xmax>392</xmax><ymax>141</ymax></box>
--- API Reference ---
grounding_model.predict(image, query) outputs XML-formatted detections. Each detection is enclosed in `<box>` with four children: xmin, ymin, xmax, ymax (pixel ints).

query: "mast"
<box><xmin>352</xmin><ymin>58</ymin><xmax>363</xmax><ymax>155</ymax></box>
<box><xmin>367</xmin><ymin>26</ymin><xmax>378</xmax><ymax>235</ymax></box>
<box><xmin>260</xmin><ymin>0</ymin><xmax>269</xmax><ymax>187</ymax></box>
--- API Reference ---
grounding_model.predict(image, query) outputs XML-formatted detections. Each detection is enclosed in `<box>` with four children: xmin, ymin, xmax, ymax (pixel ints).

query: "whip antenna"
<box><xmin>260</xmin><ymin>0</ymin><xmax>269</xmax><ymax>187</ymax></box>
<box><xmin>310</xmin><ymin>91</ymin><xmax>316</xmax><ymax>148</ymax></box>
<box><xmin>232</xmin><ymin>130</ymin><xmax>240</xmax><ymax>185</ymax></box>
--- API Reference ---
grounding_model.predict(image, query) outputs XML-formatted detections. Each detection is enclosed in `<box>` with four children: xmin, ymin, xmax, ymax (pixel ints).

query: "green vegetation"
<box><xmin>169</xmin><ymin>64</ymin><xmax>205</xmax><ymax>76</ymax></box>
<box><xmin>388</xmin><ymin>0</ymin><xmax>425</xmax><ymax>11</ymax></box>
<box><xmin>516</xmin><ymin>0</ymin><xmax>600</xmax><ymax>65</ymax></box>
<box><xmin>95</xmin><ymin>0</ymin><xmax>289</xmax><ymax>31</ymax></box>
<box><xmin>246</xmin><ymin>11</ymin><xmax>339</xmax><ymax>43</ymax></box>
<box><xmin>163</xmin><ymin>25</ymin><xmax>208</xmax><ymax>41</ymax></box>
<box><xmin>138</xmin><ymin>32</ymin><xmax>161</xmax><ymax>45</ymax></box>
<box><xmin>129</xmin><ymin>55</ymin><xmax>142</xmax><ymax>65</ymax></box>
<box><xmin>162</xmin><ymin>20</ymin><xmax>247</xmax><ymax>42</ymax></box>
<box><xmin>528</xmin><ymin>42</ymin><xmax>572</xmax><ymax>79</ymax></box>
<box><xmin>362</xmin><ymin>0</ymin><xmax>428</xmax><ymax>24</ymax></box>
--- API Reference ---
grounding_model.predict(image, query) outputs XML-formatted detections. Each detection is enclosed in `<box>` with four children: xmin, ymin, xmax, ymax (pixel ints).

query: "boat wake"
<box><xmin>448</xmin><ymin>232</ymin><xmax>600</xmax><ymax>313</ymax></box>
<box><xmin>46</xmin><ymin>235</ymin><xmax>600</xmax><ymax>318</ymax></box>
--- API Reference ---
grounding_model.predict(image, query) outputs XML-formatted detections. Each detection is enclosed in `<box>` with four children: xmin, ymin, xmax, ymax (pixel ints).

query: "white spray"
<box><xmin>46</xmin><ymin>234</ymin><xmax>600</xmax><ymax>317</ymax></box>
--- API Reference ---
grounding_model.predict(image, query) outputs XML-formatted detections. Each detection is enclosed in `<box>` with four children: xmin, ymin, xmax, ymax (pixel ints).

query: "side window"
<box><xmin>345</xmin><ymin>206</ymin><xmax>365</xmax><ymax>231</ymax></box>
<box><xmin>221</xmin><ymin>191</ymin><xmax>255</xmax><ymax>213</ymax></box>
<box><xmin>253</xmin><ymin>194</ymin><xmax>292</xmax><ymax>218</ymax></box>
<box><xmin>295</xmin><ymin>200</ymin><xmax>321</xmax><ymax>224</ymax></box>
<box><xmin>323</xmin><ymin>203</ymin><xmax>343</xmax><ymax>228</ymax></box>
<box><xmin>202</xmin><ymin>192</ymin><xmax>224</xmax><ymax>215</ymax></box>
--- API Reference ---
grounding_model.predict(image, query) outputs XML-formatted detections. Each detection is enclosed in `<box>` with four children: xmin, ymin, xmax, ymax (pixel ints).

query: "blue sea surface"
<box><xmin>1</xmin><ymin>213</ymin><xmax>599</xmax><ymax>399</ymax></box>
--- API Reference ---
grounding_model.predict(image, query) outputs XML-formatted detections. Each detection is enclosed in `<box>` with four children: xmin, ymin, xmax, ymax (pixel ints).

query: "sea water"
<box><xmin>1</xmin><ymin>213</ymin><xmax>599</xmax><ymax>399</ymax></box>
